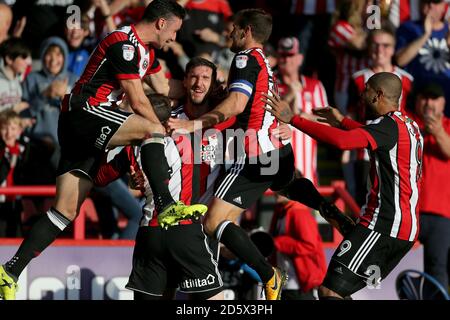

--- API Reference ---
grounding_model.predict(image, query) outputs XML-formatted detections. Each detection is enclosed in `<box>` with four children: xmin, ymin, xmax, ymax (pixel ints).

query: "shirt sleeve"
<box><xmin>328</xmin><ymin>21</ymin><xmax>355</xmax><ymax>49</ymax></box>
<box><xmin>361</xmin><ymin>116</ymin><xmax>398</xmax><ymax>151</ymax></box>
<box><xmin>228</xmin><ymin>52</ymin><xmax>260</xmax><ymax>98</ymax></box>
<box><xmin>107</xmin><ymin>40</ymin><xmax>140</xmax><ymax>80</ymax></box>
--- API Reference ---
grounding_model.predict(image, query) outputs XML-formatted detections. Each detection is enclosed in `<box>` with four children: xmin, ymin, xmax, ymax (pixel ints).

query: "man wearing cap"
<box><xmin>409</xmin><ymin>83</ymin><xmax>450</xmax><ymax>290</ymax></box>
<box><xmin>276</xmin><ymin>36</ymin><xmax>329</xmax><ymax>185</ymax></box>
<box><xmin>395</xmin><ymin>0</ymin><xmax>450</xmax><ymax>116</ymax></box>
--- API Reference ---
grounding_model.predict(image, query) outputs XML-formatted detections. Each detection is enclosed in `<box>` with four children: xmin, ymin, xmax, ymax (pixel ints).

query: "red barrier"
<box><xmin>0</xmin><ymin>181</ymin><xmax>359</xmax><ymax>246</ymax></box>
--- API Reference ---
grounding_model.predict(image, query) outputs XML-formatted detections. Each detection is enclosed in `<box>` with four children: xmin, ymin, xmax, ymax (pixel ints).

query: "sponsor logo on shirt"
<box><xmin>180</xmin><ymin>274</ymin><xmax>215</xmax><ymax>289</ymax></box>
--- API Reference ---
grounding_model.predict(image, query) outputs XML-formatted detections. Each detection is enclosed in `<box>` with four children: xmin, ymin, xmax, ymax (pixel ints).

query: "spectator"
<box><xmin>0</xmin><ymin>111</ymin><xmax>30</xmax><ymax>237</ymax></box>
<box><xmin>22</xmin><ymin>36</ymin><xmax>77</xmax><ymax>182</ymax></box>
<box><xmin>0</xmin><ymin>37</ymin><xmax>30</xmax><ymax>113</ymax></box>
<box><xmin>328</xmin><ymin>0</ymin><xmax>368</xmax><ymax>112</ymax></box>
<box><xmin>276</xmin><ymin>36</ymin><xmax>329</xmax><ymax>185</ymax></box>
<box><xmin>177</xmin><ymin>0</ymin><xmax>233</xmax><ymax>57</ymax></box>
<box><xmin>409</xmin><ymin>83</ymin><xmax>450</xmax><ymax>290</ymax></box>
<box><xmin>395</xmin><ymin>0</ymin><xmax>450</xmax><ymax>116</ymax></box>
<box><xmin>269</xmin><ymin>193</ymin><xmax>327</xmax><ymax>300</ymax></box>
<box><xmin>12</xmin><ymin>0</ymin><xmax>72</xmax><ymax>57</ymax></box>
<box><xmin>64</xmin><ymin>14</ymin><xmax>91</xmax><ymax>77</ymax></box>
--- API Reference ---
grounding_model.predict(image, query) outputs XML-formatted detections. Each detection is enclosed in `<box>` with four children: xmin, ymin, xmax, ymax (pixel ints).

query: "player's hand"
<box><xmin>129</xmin><ymin>165</ymin><xmax>145</xmax><ymax>191</ymax></box>
<box><xmin>262</xmin><ymin>90</ymin><xmax>294</xmax><ymax>123</ymax></box>
<box><xmin>313</xmin><ymin>106</ymin><xmax>344</xmax><ymax>127</ymax></box>
<box><xmin>272</xmin><ymin>123</ymin><xmax>292</xmax><ymax>140</ymax></box>
<box><xmin>167</xmin><ymin>117</ymin><xmax>196</xmax><ymax>133</ymax></box>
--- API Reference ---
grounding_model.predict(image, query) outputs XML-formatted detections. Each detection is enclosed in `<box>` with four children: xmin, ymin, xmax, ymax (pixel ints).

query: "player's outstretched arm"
<box><xmin>263</xmin><ymin>92</ymin><xmax>370</xmax><ymax>150</ymax></box>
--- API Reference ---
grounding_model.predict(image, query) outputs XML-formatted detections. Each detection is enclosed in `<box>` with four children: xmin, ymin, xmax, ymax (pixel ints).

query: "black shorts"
<box><xmin>126</xmin><ymin>224</ymin><xmax>223</xmax><ymax>299</ymax></box>
<box><xmin>322</xmin><ymin>224</ymin><xmax>414</xmax><ymax>297</ymax></box>
<box><xmin>57</xmin><ymin>106</ymin><xmax>132</xmax><ymax>179</ymax></box>
<box><xmin>214</xmin><ymin>144</ymin><xmax>294</xmax><ymax>209</ymax></box>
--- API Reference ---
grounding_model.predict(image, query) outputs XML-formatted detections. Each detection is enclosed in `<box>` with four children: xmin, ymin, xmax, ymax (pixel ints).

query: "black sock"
<box><xmin>216</xmin><ymin>221</ymin><xmax>274</xmax><ymax>283</ymax></box>
<box><xmin>4</xmin><ymin>207</ymin><xmax>71</xmax><ymax>279</ymax></box>
<box><xmin>140</xmin><ymin>135</ymin><xmax>175</xmax><ymax>213</ymax></box>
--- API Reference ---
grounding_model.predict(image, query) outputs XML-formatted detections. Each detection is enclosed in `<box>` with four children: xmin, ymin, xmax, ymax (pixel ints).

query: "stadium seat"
<box><xmin>396</xmin><ymin>269</ymin><xmax>450</xmax><ymax>300</ymax></box>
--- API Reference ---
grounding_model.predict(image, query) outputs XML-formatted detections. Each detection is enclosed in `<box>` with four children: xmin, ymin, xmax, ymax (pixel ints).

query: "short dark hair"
<box><xmin>234</xmin><ymin>9</ymin><xmax>272</xmax><ymax>43</ymax></box>
<box><xmin>148</xmin><ymin>93</ymin><xmax>172</xmax><ymax>122</ymax></box>
<box><xmin>141</xmin><ymin>0</ymin><xmax>186</xmax><ymax>23</ymax></box>
<box><xmin>185</xmin><ymin>57</ymin><xmax>217</xmax><ymax>83</ymax></box>
<box><xmin>0</xmin><ymin>37</ymin><xmax>31</xmax><ymax>61</ymax></box>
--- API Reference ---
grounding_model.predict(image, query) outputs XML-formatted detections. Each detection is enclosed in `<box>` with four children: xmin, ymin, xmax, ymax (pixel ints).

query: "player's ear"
<box><xmin>156</xmin><ymin>17</ymin><xmax>165</xmax><ymax>30</ymax></box>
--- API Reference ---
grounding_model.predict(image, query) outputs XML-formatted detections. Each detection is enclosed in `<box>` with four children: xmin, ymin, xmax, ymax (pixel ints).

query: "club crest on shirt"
<box><xmin>122</xmin><ymin>44</ymin><xmax>135</xmax><ymax>61</ymax></box>
<box><xmin>235</xmin><ymin>55</ymin><xmax>248</xmax><ymax>69</ymax></box>
<box><xmin>143</xmin><ymin>59</ymin><xmax>149</xmax><ymax>70</ymax></box>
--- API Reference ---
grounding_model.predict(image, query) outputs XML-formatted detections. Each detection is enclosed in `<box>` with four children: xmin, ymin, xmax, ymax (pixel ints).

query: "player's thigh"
<box><xmin>322</xmin><ymin>225</ymin><xmax>386</xmax><ymax>297</ymax></box>
<box><xmin>214</xmin><ymin>160</ymin><xmax>271</xmax><ymax>212</ymax></box>
<box><xmin>126</xmin><ymin>227</ymin><xmax>168</xmax><ymax>296</ymax></box>
<box><xmin>107</xmin><ymin>114</ymin><xmax>165</xmax><ymax>147</ymax></box>
<box><xmin>168</xmin><ymin>224</ymin><xmax>223</xmax><ymax>298</ymax></box>
<box><xmin>54</xmin><ymin>171</ymin><xmax>93</xmax><ymax>220</ymax></box>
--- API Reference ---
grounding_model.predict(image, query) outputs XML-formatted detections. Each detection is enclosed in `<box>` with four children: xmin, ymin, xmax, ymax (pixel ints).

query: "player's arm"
<box><xmin>119</xmin><ymin>78</ymin><xmax>160</xmax><ymax>123</ymax></box>
<box><xmin>198</xmin><ymin>91</ymin><xmax>248</xmax><ymax>127</ymax></box>
<box><xmin>263</xmin><ymin>93</ymin><xmax>371</xmax><ymax>150</ymax></box>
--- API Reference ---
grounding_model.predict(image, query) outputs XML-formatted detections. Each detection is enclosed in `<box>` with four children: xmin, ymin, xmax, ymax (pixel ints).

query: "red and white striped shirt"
<box><xmin>359</xmin><ymin>112</ymin><xmax>423</xmax><ymax>241</ymax></box>
<box><xmin>278</xmin><ymin>75</ymin><xmax>328</xmax><ymax>185</ymax></box>
<box><xmin>328</xmin><ymin>20</ymin><xmax>368</xmax><ymax>94</ymax></box>
<box><xmin>290</xmin><ymin>0</ymin><xmax>337</xmax><ymax>15</ymax></box>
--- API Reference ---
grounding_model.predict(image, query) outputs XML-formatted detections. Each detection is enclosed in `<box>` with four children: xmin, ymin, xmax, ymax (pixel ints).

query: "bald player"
<box><xmin>263</xmin><ymin>72</ymin><xmax>423</xmax><ymax>299</ymax></box>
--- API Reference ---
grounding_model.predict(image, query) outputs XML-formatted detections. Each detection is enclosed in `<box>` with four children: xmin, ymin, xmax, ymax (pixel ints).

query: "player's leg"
<box><xmin>204</xmin><ymin>196</ymin><xmax>284</xmax><ymax>296</ymax></box>
<box><xmin>125</xmin><ymin>227</ymin><xmax>168</xmax><ymax>300</ymax></box>
<box><xmin>108</xmin><ymin>113</ymin><xmax>206</xmax><ymax>217</ymax></box>
<box><xmin>279</xmin><ymin>177</ymin><xmax>356</xmax><ymax>236</ymax></box>
<box><xmin>0</xmin><ymin>172</ymin><xmax>92</xmax><ymax>299</ymax></box>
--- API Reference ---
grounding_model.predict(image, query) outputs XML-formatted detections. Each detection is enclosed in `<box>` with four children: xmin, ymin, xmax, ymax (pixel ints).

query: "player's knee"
<box><xmin>203</xmin><ymin>217</ymin><xmax>219</xmax><ymax>237</ymax></box>
<box><xmin>146</xmin><ymin>121</ymin><xmax>165</xmax><ymax>136</ymax></box>
<box><xmin>53</xmin><ymin>206</ymin><xmax>78</xmax><ymax>222</ymax></box>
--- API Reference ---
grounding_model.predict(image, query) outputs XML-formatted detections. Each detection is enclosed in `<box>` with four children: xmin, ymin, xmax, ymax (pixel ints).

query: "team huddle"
<box><xmin>0</xmin><ymin>0</ymin><xmax>422</xmax><ymax>301</ymax></box>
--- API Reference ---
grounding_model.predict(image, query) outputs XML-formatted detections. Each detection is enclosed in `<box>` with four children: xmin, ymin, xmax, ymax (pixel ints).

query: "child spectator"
<box><xmin>21</xmin><ymin>36</ymin><xmax>77</xmax><ymax>183</ymax></box>
<box><xmin>0</xmin><ymin>37</ymin><xmax>30</xmax><ymax>113</ymax></box>
<box><xmin>0</xmin><ymin>110</ymin><xmax>29</xmax><ymax>237</ymax></box>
